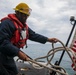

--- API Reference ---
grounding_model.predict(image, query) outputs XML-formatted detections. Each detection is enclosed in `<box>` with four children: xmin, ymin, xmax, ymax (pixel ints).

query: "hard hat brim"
<box><xmin>13</xmin><ymin>8</ymin><xmax>30</xmax><ymax>16</ymax></box>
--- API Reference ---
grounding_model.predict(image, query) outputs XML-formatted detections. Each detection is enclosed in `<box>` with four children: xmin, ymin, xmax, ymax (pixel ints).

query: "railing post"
<box><xmin>50</xmin><ymin>16</ymin><xmax>76</xmax><ymax>75</ymax></box>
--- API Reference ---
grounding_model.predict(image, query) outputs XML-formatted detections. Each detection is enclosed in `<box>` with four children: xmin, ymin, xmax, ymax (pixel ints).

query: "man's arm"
<box><xmin>18</xmin><ymin>50</ymin><xmax>31</xmax><ymax>61</ymax></box>
<box><xmin>28</xmin><ymin>27</ymin><xmax>58</xmax><ymax>44</ymax></box>
<box><xmin>28</xmin><ymin>27</ymin><xmax>48</xmax><ymax>43</ymax></box>
<box><xmin>0</xmin><ymin>19</ymin><xmax>20</xmax><ymax>57</ymax></box>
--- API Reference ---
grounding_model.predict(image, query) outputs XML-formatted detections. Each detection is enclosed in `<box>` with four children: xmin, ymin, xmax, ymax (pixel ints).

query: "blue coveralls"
<box><xmin>0</xmin><ymin>19</ymin><xmax>48</xmax><ymax>75</ymax></box>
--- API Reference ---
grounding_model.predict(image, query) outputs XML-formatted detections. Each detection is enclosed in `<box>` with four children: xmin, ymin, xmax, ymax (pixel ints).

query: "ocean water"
<box><xmin>21</xmin><ymin>44</ymin><xmax>76</xmax><ymax>75</ymax></box>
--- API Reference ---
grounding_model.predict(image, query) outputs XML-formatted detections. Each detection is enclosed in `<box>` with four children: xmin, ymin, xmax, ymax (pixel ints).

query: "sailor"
<box><xmin>0</xmin><ymin>2</ymin><xmax>59</xmax><ymax>75</ymax></box>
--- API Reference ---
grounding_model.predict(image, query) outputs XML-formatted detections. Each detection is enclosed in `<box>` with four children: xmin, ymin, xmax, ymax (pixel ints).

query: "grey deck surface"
<box><xmin>16</xmin><ymin>61</ymin><xmax>50</xmax><ymax>75</ymax></box>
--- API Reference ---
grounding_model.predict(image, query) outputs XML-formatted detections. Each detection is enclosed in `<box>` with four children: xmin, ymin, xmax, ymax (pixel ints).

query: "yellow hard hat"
<box><xmin>13</xmin><ymin>3</ymin><xmax>32</xmax><ymax>16</ymax></box>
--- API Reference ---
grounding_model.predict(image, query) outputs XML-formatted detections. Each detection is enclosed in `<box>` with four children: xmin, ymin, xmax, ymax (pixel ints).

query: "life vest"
<box><xmin>1</xmin><ymin>14</ymin><xmax>29</xmax><ymax>48</ymax></box>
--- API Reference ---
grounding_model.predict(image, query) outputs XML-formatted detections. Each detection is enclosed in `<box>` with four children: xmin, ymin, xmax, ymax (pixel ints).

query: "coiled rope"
<box><xmin>27</xmin><ymin>40</ymin><xmax>76</xmax><ymax>75</ymax></box>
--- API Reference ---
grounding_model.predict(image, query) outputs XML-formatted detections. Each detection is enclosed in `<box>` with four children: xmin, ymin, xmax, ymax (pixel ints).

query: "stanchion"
<box><xmin>50</xmin><ymin>16</ymin><xmax>76</xmax><ymax>75</ymax></box>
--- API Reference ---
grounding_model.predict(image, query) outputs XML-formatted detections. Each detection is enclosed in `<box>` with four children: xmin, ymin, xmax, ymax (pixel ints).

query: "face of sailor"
<box><xmin>16</xmin><ymin>11</ymin><xmax>29</xmax><ymax>25</ymax></box>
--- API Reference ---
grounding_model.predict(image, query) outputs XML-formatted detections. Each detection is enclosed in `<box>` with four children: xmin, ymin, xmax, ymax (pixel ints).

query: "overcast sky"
<box><xmin>0</xmin><ymin>0</ymin><xmax>76</xmax><ymax>44</ymax></box>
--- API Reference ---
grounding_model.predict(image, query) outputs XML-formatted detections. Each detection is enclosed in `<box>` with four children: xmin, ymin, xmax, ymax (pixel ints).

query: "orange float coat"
<box><xmin>1</xmin><ymin>14</ymin><xmax>29</xmax><ymax>48</ymax></box>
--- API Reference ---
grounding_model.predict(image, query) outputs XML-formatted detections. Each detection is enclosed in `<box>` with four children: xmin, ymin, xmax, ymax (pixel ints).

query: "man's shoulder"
<box><xmin>1</xmin><ymin>18</ymin><xmax>13</xmax><ymax>24</ymax></box>
<box><xmin>1</xmin><ymin>18</ymin><xmax>15</xmax><ymax>29</ymax></box>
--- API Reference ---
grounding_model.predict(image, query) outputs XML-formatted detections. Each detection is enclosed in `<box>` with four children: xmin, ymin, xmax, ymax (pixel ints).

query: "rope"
<box><xmin>16</xmin><ymin>40</ymin><xmax>76</xmax><ymax>75</ymax></box>
<box><xmin>27</xmin><ymin>40</ymin><xmax>76</xmax><ymax>75</ymax></box>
